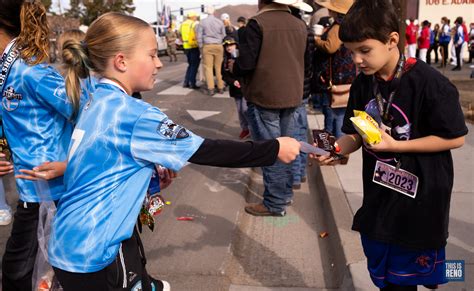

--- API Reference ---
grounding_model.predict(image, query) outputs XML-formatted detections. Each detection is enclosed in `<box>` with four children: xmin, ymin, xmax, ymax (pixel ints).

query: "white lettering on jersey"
<box><xmin>69</xmin><ymin>129</ymin><xmax>85</xmax><ymax>161</ymax></box>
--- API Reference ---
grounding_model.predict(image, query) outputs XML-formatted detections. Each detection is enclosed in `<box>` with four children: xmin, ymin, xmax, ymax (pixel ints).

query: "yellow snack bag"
<box><xmin>350</xmin><ymin>110</ymin><xmax>382</xmax><ymax>145</ymax></box>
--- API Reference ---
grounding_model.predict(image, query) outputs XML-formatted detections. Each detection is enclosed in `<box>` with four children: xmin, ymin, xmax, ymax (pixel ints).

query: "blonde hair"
<box><xmin>57</xmin><ymin>29</ymin><xmax>85</xmax><ymax>52</ymax></box>
<box><xmin>15</xmin><ymin>0</ymin><xmax>50</xmax><ymax>65</ymax></box>
<box><xmin>62</xmin><ymin>12</ymin><xmax>150</xmax><ymax>118</ymax></box>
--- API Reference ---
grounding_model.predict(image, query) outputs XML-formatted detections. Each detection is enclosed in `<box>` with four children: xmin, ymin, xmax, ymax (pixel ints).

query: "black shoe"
<box><xmin>292</xmin><ymin>184</ymin><xmax>301</xmax><ymax>190</ymax></box>
<box><xmin>191</xmin><ymin>85</ymin><xmax>200</xmax><ymax>89</ymax></box>
<box><xmin>183</xmin><ymin>84</ymin><xmax>190</xmax><ymax>88</ymax></box>
<box><xmin>451</xmin><ymin>66</ymin><xmax>461</xmax><ymax>71</ymax></box>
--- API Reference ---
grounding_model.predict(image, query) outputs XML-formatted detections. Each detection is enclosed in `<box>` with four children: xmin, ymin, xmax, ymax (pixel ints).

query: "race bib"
<box><xmin>372</xmin><ymin>160</ymin><xmax>418</xmax><ymax>198</ymax></box>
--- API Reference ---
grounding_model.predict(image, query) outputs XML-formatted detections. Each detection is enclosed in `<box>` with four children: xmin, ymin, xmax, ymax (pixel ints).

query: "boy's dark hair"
<box><xmin>339</xmin><ymin>0</ymin><xmax>399</xmax><ymax>44</ymax></box>
<box><xmin>454</xmin><ymin>17</ymin><xmax>463</xmax><ymax>25</ymax></box>
<box><xmin>237</xmin><ymin>16</ymin><xmax>246</xmax><ymax>24</ymax></box>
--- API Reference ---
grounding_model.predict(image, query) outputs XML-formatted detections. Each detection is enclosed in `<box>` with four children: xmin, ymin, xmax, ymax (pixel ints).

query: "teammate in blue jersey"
<box><xmin>22</xmin><ymin>12</ymin><xmax>300</xmax><ymax>291</ymax></box>
<box><xmin>0</xmin><ymin>0</ymin><xmax>93</xmax><ymax>290</ymax></box>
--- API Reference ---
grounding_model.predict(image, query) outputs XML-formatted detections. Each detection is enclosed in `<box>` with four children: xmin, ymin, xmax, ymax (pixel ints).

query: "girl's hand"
<box><xmin>0</xmin><ymin>153</ymin><xmax>13</xmax><ymax>176</ymax></box>
<box><xmin>367</xmin><ymin>129</ymin><xmax>399</xmax><ymax>152</ymax></box>
<box><xmin>16</xmin><ymin>161</ymin><xmax>67</xmax><ymax>181</ymax></box>
<box><xmin>234</xmin><ymin>80</ymin><xmax>241</xmax><ymax>88</ymax></box>
<box><xmin>157</xmin><ymin>166</ymin><xmax>177</xmax><ymax>190</ymax></box>
<box><xmin>276</xmin><ymin>137</ymin><xmax>300</xmax><ymax>163</ymax></box>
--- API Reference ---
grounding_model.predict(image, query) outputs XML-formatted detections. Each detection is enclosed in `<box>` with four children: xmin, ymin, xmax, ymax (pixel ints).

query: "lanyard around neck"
<box><xmin>372</xmin><ymin>54</ymin><xmax>406</xmax><ymax>124</ymax></box>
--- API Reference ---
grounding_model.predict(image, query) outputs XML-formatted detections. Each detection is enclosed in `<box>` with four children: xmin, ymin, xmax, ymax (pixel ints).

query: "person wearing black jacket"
<box><xmin>222</xmin><ymin>36</ymin><xmax>250</xmax><ymax>139</ymax></box>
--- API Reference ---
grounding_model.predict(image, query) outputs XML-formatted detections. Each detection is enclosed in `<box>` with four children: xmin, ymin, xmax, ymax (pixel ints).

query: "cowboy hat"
<box><xmin>315</xmin><ymin>0</ymin><xmax>353</xmax><ymax>15</ymax></box>
<box><xmin>273</xmin><ymin>0</ymin><xmax>298</xmax><ymax>5</ymax></box>
<box><xmin>289</xmin><ymin>0</ymin><xmax>314</xmax><ymax>13</ymax></box>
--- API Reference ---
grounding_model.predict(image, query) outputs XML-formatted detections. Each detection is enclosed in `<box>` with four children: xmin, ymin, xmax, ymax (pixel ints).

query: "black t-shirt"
<box><xmin>341</xmin><ymin>60</ymin><xmax>468</xmax><ymax>250</ymax></box>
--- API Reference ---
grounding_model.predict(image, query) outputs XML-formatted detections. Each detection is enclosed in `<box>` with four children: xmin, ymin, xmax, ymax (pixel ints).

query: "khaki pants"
<box><xmin>202</xmin><ymin>44</ymin><xmax>224</xmax><ymax>90</ymax></box>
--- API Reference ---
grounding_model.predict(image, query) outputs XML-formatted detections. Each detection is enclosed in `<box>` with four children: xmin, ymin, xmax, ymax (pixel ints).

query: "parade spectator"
<box><xmin>237</xmin><ymin>16</ymin><xmax>247</xmax><ymax>41</ymax></box>
<box><xmin>439</xmin><ymin>16</ymin><xmax>451</xmax><ymax>67</ymax></box>
<box><xmin>0</xmin><ymin>0</ymin><xmax>91</xmax><ymax>289</ymax></box>
<box><xmin>197</xmin><ymin>6</ymin><xmax>226</xmax><ymax>95</ymax></box>
<box><xmin>418</xmin><ymin>20</ymin><xmax>430</xmax><ymax>62</ymax></box>
<box><xmin>427</xmin><ymin>23</ymin><xmax>440</xmax><ymax>65</ymax></box>
<box><xmin>310</xmin><ymin>15</ymin><xmax>333</xmax><ymax>110</ymax></box>
<box><xmin>222</xmin><ymin>36</ymin><xmax>250</xmax><ymax>139</ymax></box>
<box><xmin>233</xmin><ymin>0</ymin><xmax>307</xmax><ymax>216</ymax></box>
<box><xmin>289</xmin><ymin>0</ymin><xmax>315</xmax><ymax>190</ymax></box>
<box><xmin>319</xmin><ymin>1</ymin><xmax>468</xmax><ymax>290</ymax></box>
<box><xmin>221</xmin><ymin>13</ymin><xmax>238</xmax><ymax>40</ymax></box>
<box><xmin>313</xmin><ymin>0</ymin><xmax>356</xmax><ymax>139</ymax></box>
<box><xmin>452</xmin><ymin>17</ymin><xmax>464</xmax><ymax>71</ymax></box>
<box><xmin>405</xmin><ymin>18</ymin><xmax>418</xmax><ymax>58</ymax></box>
<box><xmin>180</xmin><ymin>11</ymin><xmax>200</xmax><ymax>89</ymax></box>
<box><xmin>165</xmin><ymin>26</ymin><xmax>178</xmax><ymax>62</ymax></box>
<box><xmin>22</xmin><ymin>12</ymin><xmax>300</xmax><ymax>290</ymax></box>
<box><xmin>468</xmin><ymin>22</ymin><xmax>474</xmax><ymax>63</ymax></box>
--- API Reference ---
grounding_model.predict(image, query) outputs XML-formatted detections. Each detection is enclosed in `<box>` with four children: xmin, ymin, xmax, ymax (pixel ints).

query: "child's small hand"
<box><xmin>367</xmin><ymin>129</ymin><xmax>399</xmax><ymax>152</ymax></box>
<box><xmin>157</xmin><ymin>166</ymin><xmax>177</xmax><ymax>190</ymax></box>
<box><xmin>234</xmin><ymin>80</ymin><xmax>241</xmax><ymax>88</ymax></box>
<box><xmin>16</xmin><ymin>161</ymin><xmax>67</xmax><ymax>181</ymax></box>
<box><xmin>0</xmin><ymin>153</ymin><xmax>13</xmax><ymax>176</ymax></box>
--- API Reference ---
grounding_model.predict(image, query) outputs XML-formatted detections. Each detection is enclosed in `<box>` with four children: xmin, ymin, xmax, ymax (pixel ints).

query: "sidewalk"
<box><xmin>307</xmin><ymin>110</ymin><xmax>473</xmax><ymax>290</ymax></box>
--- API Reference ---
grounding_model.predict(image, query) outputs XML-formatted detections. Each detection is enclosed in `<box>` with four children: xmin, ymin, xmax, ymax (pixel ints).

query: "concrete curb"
<box><xmin>306</xmin><ymin>113</ymin><xmax>376</xmax><ymax>291</ymax></box>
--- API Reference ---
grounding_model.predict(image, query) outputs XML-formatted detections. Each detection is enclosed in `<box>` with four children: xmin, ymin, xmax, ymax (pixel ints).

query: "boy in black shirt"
<box><xmin>316</xmin><ymin>0</ymin><xmax>468</xmax><ymax>290</ymax></box>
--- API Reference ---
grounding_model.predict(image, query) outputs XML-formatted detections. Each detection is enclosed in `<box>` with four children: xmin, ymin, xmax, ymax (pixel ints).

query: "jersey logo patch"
<box><xmin>157</xmin><ymin>118</ymin><xmax>189</xmax><ymax>139</ymax></box>
<box><xmin>2</xmin><ymin>86</ymin><xmax>22</xmax><ymax>111</ymax></box>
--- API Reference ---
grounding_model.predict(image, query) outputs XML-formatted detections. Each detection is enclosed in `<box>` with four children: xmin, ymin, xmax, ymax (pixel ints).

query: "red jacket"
<box><xmin>406</xmin><ymin>23</ymin><xmax>418</xmax><ymax>45</ymax></box>
<box><xmin>418</xmin><ymin>26</ymin><xmax>430</xmax><ymax>49</ymax></box>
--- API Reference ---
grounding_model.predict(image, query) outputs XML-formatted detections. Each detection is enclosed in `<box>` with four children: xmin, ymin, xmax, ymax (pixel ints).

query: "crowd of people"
<box><xmin>0</xmin><ymin>0</ymin><xmax>469</xmax><ymax>291</ymax></box>
<box><xmin>405</xmin><ymin>16</ymin><xmax>474</xmax><ymax>70</ymax></box>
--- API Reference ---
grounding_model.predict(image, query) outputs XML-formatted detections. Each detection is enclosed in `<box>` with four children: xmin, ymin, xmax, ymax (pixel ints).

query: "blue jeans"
<box><xmin>291</xmin><ymin>100</ymin><xmax>308</xmax><ymax>185</ymax></box>
<box><xmin>184</xmin><ymin>48</ymin><xmax>200</xmax><ymax>87</ymax></box>
<box><xmin>246</xmin><ymin>103</ymin><xmax>296</xmax><ymax>213</ymax></box>
<box><xmin>321</xmin><ymin>93</ymin><xmax>346</xmax><ymax>138</ymax></box>
<box><xmin>0</xmin><ymin>178</ymin><xmax>9</xmax><ymax>210</ymax></box>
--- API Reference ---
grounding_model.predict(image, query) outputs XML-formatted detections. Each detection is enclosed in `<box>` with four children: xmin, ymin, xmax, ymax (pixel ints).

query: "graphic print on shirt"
<box><xmin>157</xmin><ymin>118</ymin><xmax>189</xmax><ymax>140</ymax></box>
<box><xmin>364</xmin><ymin>98</ymin><xmax>412</xmax><ymax>162</ymax></box>
<box><xmin>2</xmin><ymin>86</ymin><xmax>22</xmax><ymax>111</ymax></box>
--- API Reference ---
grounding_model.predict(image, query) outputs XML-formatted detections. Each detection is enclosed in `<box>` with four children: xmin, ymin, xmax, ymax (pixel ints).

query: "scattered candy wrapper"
<box><xmin>319</xmin><ymin>231</ymin><xmax>329</xmax><ymax>238</ymax></box>
<box><xmin>165</xmin><ymin>201</ymin><xmax>172</xmax><ymax>205</ymax></box>
<box><xmin>350</xmin><ymin>110</ymin><xmax>382</xmax><ymax>145</ymax></box>
<box><xmin>177</xmin><ymin>216</ymin><xmax>194</xmax><ymax>221</ymax></box>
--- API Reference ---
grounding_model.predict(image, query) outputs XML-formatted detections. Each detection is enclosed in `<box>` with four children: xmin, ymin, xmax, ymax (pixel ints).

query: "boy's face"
<box><xmin>345</xmin><ymin>39</ymin><xmax>393</xmax><ymax>76</ymax></box>
<box><xmin>127</xmin><ymin>27</ymin><xmax>163</xmax><ymax>92</ymax></box>
<box><xmin>225</xmin><ymin>44</ymin><xmax>236</xmax><ymax>54</ymax></box>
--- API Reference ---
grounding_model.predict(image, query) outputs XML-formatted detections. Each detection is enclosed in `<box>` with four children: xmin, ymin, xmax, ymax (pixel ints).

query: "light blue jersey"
<box><xmin>48</xmin><ymin>82</ymin><xmax>204</xmax><ymax>273</ymax></box>
<box><xmin>1</xmin><ymin>49</ymin><xmax>92</xmax><ymax>202</ymax></box>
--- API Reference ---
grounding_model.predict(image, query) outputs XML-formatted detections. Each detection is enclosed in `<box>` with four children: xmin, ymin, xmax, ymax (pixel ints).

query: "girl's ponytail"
<box><xmin>16</xmin><ymin>0</ymin><xmax>50</xmax><ymax>65</ymax></box>
<box><xmin>62</xmin><ymin>40</ymin><xmax>91</xmax><ymax>119</ymax></box>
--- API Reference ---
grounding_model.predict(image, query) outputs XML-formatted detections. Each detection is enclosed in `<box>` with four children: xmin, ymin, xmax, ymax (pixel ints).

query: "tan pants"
<box><xmin>202</xmin><ymin>44</ymin><xmax>224</xmax><ymax>90</ymax></box>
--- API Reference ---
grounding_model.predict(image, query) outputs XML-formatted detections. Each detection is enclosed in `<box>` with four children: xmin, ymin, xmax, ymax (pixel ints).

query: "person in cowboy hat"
<box><xmin>312</xmin><ymin>0</ymin><xmax>355</xmax><ymax>139</ymax></box>
<box><xmin>231</xmin><ymin>0</ymin><xmax>308</xmax><ymax>217</ymax></box>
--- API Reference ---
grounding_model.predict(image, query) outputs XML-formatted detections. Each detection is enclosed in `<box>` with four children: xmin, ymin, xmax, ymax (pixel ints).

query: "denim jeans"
<box><xmin>291</xmin><ymin>100</ymin><xmax>308</xmax><ymax>185</ymax></box>
<box><xmin>246</xmin><ymin>103</ymin><xmax>296</xmax><ymax>213</ymax></box>
<box><xmin>234</xmin><ymin>98</ymin><xmax>249</xmax><ymax>130</ymax></box>
<box><xmin>0</xmin><ymin>178</ymin><xmax>9</xmax><ymax>210</ymax></box>
<box><xmin>321</xmin><ymin>93</ymin><xmax>346</xmax><ymax>138</ymax></box>
<box><xmin>184</xmin><ymin>48</ymin><xmax>200</xmax><ymax>87</ymax></box>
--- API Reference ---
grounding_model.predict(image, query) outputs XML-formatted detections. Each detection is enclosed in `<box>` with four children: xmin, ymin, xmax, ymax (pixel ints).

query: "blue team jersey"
<box><xmin>48</xmin><ymin>82</ymin><xmax>204</xmax><ymax>273</ymax></box>
<box><xmin>1</xmin><ymin>56</ymin><xmax>93</xmax><ymax>202</ymax></box>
